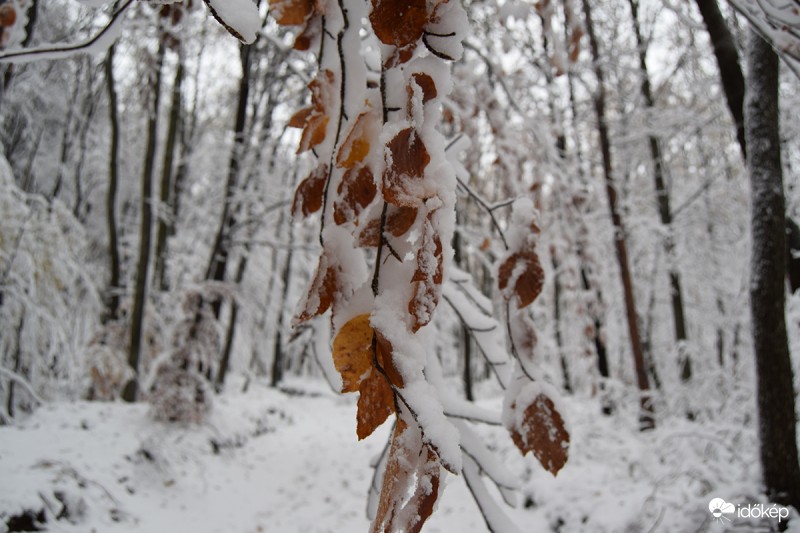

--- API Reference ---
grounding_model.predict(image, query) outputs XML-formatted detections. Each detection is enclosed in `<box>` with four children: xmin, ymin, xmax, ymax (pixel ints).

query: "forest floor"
<box><xmin>0</xmin><ymin>377</ymin><xmax>796</xmax><ymax>533</ymax></box>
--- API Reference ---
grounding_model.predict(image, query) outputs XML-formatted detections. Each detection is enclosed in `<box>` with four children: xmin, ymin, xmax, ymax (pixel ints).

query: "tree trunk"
<box><xmin>627</xmin><ymin>0</ymin><xmax>691</xmax><ymax>382</ymax></box>
<box><xmin>693</xmin><ymin>0</ymin><xmax>747</xmax><ymax>158</ymax></box>
<box><xmin>745</xmin><ymin>29</ymin><xmax>800</xmax><ymax>511</ymax></box>
<box><xmin>122</xmin><ymin>38</ymin><xmax>166</xmax><ymax>402</ymax></box>
<box><xmin>205</xmin><ymin>44</ymin><xmax>252</xmax><ymax>311</ymax></box>
<box><xmin>103</xmin><ymin>45</ymin><xmax>122</xmax><ymax>322</ymax></box>
<box><xmin>581</xmin><ymin>0</ymin><xmax>654</xmax><ymax>430</ymax></box>
<box><xmin>154</xmin><ymin>58</ymin><xmax>185</xmax><ymax>291</ymax></box>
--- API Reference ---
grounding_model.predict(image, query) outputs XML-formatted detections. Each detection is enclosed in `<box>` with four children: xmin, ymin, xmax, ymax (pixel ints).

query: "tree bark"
<box><xmin>122</xmin><ymin>38</ymin><xmax>166</xmax><ymax>402</ymax></box>
<box><xmin>154</xmin><ymin>58</ymin><xmax>185</xmax><ymax>291</ymax></box>
<box><xmin>745</xmin><ymin>30</ymin><xmax>800</xmax><ymax>511</ymax></box>
<box><xmin>581</xmin><ymin>0</ymin><xmax>654</xmax><ymax>430</ymax></box>
<box><xmin>205</xmin><ymin>44</ymin><xmax>252</xmax><ymax>311</ymax></box>
<box><xmin>627</xmin><ymin>0</ymin><xmax>691</xmax><ymax>383</ymax></box>
<box><xmin>103</xmin><ymin>45</ymin><xmax>122</xmax><ymax>322</ymax></box>
<box><xmin>693</xmin><ymin>0</ymin><xmax>747</xmax><ymax>158</ymax></box>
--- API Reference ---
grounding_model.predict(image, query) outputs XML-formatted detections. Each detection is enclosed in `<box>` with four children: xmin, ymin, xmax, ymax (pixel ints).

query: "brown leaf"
<box><xmin>287</xmin><ymin>106</ymin><xmax>314</xmax><ymax>129</ymax></box>
<box><xmin>332</xmin><ymin>314</ymin><xmax>374</xmax><ymax>393</ymax></box>
<box><xmin>291</xmin><ymin>164</ymin><xmax>328</xmax><ymax>217</ymax></box>
<box><xmin>387</xmin><ymin>205</ymin><xmax>418</xmax><ymax>237</ymax></box>
<box><xmin>269</xmin><ymin>0</ymin><xmax>313</xmax><ymax>25</ymax></box>
<box><xmin>0</xmin><ymin>5</ymin><xmax>16</xmax><ymax>27</ymax></box>
<box><xmin>498</xmin><ymin>249</ymin><xmax>545</xmax><ymax>308</ymax></box>
<box><xmin>289</xmin><ymin>70</ymin><xmax>335</xmax><ymax>153</ymax></box>
<box><xmin>407</xmin><ymin>72</ymin><xmax>437</xmax><ymax>114</ymax></box>
<box><xmin>509</xmin><ymin>393</ymin><xmax>570</xmax><ymax>475</ymax></box>
<box><xmin>382</xmin><ymin>128</ymin><xmax>430</xmax><ymax>206</ymax></box>
<box><xmin>369</xmin><ymin>0</ymin><xmax>428</xmax><ymax>48</ymax></box>
<box><xmin>294</xmin><ymin>252</ymin><xmax>338</xmax><ymax>323</ymax></box>
<box><xmin>375</xmin><ymin>331</ymin><xmax>404</xmax><ymax>388</ymax></box>
<box><xmin>337</xmin><ymin>111</ymin><xmax>375</xmax><ymax>169</ymax></box>
<box><xmin>371</xmin><ymin>419</ymin><xmax>440</xmax><ymax>533</ymax></box>
<box><xmin>357</xmin><ymin>368</ymin><xmax>395</xmax><ymax>439</ymax></box>
<box><xmin>334</xmin><ymin>166</ymin><xmax>377</xmax><ymax>225</ymax></box>
<box><xmin>408</xmin><ymin>219</ymin><xmax>443</xmax><ymax>332</ymax></box>
<box><xmin>293</xmin><ymin>16</ymin><xmax>320</xmax><ymax>50</ymax></box>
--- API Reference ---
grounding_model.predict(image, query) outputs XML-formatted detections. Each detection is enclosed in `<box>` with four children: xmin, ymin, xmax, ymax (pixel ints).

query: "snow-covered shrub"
<box><xmin>147</xmin><ymin>291</ymin><xmax>220</xmax><ymax>423</ymax></box>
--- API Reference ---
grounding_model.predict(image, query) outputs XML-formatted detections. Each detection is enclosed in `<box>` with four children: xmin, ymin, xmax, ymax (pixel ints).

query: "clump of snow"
<box><xmin>205</xmin><ymin>0</ymin><xmax>260</xmax><ymax>44</ymax></box>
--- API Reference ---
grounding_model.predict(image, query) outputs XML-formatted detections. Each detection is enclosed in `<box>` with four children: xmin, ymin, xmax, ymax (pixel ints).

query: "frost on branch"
<box><xmin>203</xmin><ymin>0</ymin><xmax>261</xmax><ymax>44</ymax></box>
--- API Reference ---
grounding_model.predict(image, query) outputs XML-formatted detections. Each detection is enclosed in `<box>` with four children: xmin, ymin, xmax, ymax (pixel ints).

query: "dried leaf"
<box><xmin>269</xmin><ymin>0</ymin><xmax>313</xmax><ymax>25</ymax></box>
<box><xmin>0</xmin><ymin>5</ymin><xmax>16</xmax><ymax>27</ymax></box>
<box><xmin>408</xmin><ymin>219</ymin><xmax>443</xmax><ymax>332</ymax></box>
<box><xmin>387</xmin><ymin>205</ymin><xmax>418</xmax><ymax>237</ymax></box>
<box><xmin>509</xmin><ymin>393</ymin><xmax>570</xmax><ymax>475</ymax></box>
<box><xmin>371</xmin><ymin>419</ymin><xmax>440</xmax><ymax>533</ymax></box>
<box><xmin>332</xmin><ymin>314</ymin><xmax>374</xmax><ymax>393</ymax></box>
<box><xmin>294</xmin><ymin>251</ymin><xmax>338</xmax><ymax>323</ymax></box>
<box><xmin>407</xmin><ymin>72</ymin><xmax>437</xmax><ymax>114</ymax></box>
<box><xmin>382</xmin><ymin>128</ymin><xmax>430</xmax><ymax>206</ymax></box>
<box><xmin>289</xmin><ymin>70</ymin><xmax>335</xmax><ymax>153</ymax></box>
<box><xmin>369</xmin><ymin>0</ymin><xmax>428</xmax><ymax>48</ymax></box>
<box><xmin>498</xmin><ymin>249</ymin><xmax>544</xmax><ymax>308</ymax></box>
<box><xmin>337</xmin><ymin>111</ymin><xmax>375</xmax><ymax>169</ymax></box>
<box><xmin>334</xmin><ymin>166</ymin><xmax>377</xmax><ymax>225</ymax></box>
<box><xmin>291</xmin><ymin>164</ymin><xmax>328</xmax><ymax>217</ymax></box>
<box><xmin>357</xmin><ymin>368</ymin><xmax>395</xmax><ymax>439</ymax></box>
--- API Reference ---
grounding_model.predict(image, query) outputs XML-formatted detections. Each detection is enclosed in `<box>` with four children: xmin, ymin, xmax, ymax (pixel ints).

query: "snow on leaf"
<box><xmin>509</xmin><ymin>392</ymin><xmax>569</xmax><ymax>475</ymax></box>
<box><xmin>498</xmin><ymin>249</ymin><xmax>544</xmax><ymax>308</ymax></box>
<box><xmin>369</xmin><ymin>0</ymin><xmax>428</xmax><ymax>48</ymax></box>
<box><xmin>294</xmin><ymin>250</ymin><xmax>339</xmax><ymax>323</ymax></box>
<box><xmin>356</xmin><ymin>205</ymin><xmax>418</xmax><ymax>247</ymax></box>
<box><xmin>371</xmin><ymin>419</ymin><xmax>441</xmax><ymax>533</ymax></box>
<box><xmin>291</xmin><ymin>164</ymin><xmax>327</xmax><ymax>218</ymax></box>
<box><xmin>408</xmin><ymin>217</ymin><xmax>443</xmax><ymax>332</ymax></box>
<box><xmin>268</xmin><ymin>0</ymin><xmax>313</xmax><ymax>26</ymax></box>
<box><xmin>407</xmin><ymin>72</ymin><xmax>437</xmax><ymax>115</ymax></box>
<box><xmin>203</xmin><ymin>0</ymin><xmax>261</xmax><ymax>44</ymax></box>
<box><xmin>333</xmin><ymin>166</ymin><xmax>377</xmax><ymax>225</ymax></box>
<box><xmin>382</xmin><ymin>128</ymin><xmax>430</xmax><ymax>207</ymax></box>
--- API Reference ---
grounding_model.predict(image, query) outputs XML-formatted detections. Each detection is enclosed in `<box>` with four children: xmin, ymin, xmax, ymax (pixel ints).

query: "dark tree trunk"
<box><xmin>582</xmin><ymin>0</ymin><xmax>654</xmax><ymax>430</ymax></box>
<box><xmin>205</xmin><ymin>44</ymin><xmax>252</xmax><ymax>314</ymax></box>
<box><xmin>745</xmin><ymin>30</ymin><xmax>800</xmax><ymax>511</ymax></box>
<box><xmin>693</xmin><ymin>0</ymin><xmax>747</xmax><ymax>158</ymax></box>
<box><xmin>122</xmin><ymin>39</ymin><xmax>166</xmax><ymax>402</ymax></box>
<box><xmin>627</xmin><ymin>0</ymin><xmax>691</xmax><ymax>382</ymax></box>
<box><xmin>103</xmin><ymin>45</ymin><xmax>122</xmax><ymax>322</ymax></box>
<box><xmin>154</xmin><ymin>58</ymin><xmax>185</xmax><ymax>291</ymax></box>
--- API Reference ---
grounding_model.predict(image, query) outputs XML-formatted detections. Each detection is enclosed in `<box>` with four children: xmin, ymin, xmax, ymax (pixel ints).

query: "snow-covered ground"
<box><xmin>0</xmin><ymin>378</ymin><xmax>796</xmax><ymax>532</ymax></box>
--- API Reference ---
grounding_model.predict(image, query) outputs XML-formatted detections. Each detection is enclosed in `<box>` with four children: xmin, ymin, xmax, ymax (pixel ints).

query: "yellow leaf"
<box><xmin>332</xmin><ymin>314</ymin><xmax>374</xmax><ymax>393</ymax></box>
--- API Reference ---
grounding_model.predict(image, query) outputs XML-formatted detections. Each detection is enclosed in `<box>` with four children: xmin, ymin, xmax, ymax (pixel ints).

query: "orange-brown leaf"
<box><xmin>510</xmin><ymin>393</ymin><xmax>570</xmax><ymax>475</ymax></box>
<box><xmin>357</xmin><ymin>368</ymin><xmax>395</xmax><ymax>439</ymax></box>
<box><xmin>332</xmin><ymin>314</ymin><xmax>374</xmax><ymax>393</ymax></box>
<box><xmin>387</xmin><ymin>205</ymin><xmax>418</xmax><ymax>237</ymax></box>
<box><xmin>298</xmin><ymin>114</ymin><xmax>330</xmax><ymax>154</ymax></box>
<box><xmin>269</xmin><ymin>0</ymin><xmax>313</xmax><ymax>25</ymax></box>
<box><xmin>337</xmin><ymin>111</ymin><xmax>374</xmax><ymax>169</ymax></box>
<box><xmin>371</xmin><ymin>419</ymin><xmax>440</xmax><ymax>533</ymax></box>
<box><xmin>407</xmin><ymin>72</ymin><xmax>438</xmax><ymax>114</ymax></box>
<box><xmin>291</xmin><ymin>164</ymin><xmax>327</xmax><ymax>217</ymax></box>
<box><xmin>334</xmin><ymin>166</ymin><xmax>377</xmax><ymax>225</ymax></box>
<box><xmin>382</xmin><ymin>128</ymin><xmax>430</xmax><ymax>206</ymax></box>
<box><xmin>287</xmin><ymin>106</ymin><xmax>314</xmax><ymax>129</ymax></box>
<box><xmin>0</xmin><ymin>4</ymin><xmax>16</xmax><ymax>27</ymax></box>
<box><xmin>498</xmin><ymin>250</ymin><xmax>545</xmax><ymax>308</ymax></box>
<box><xmin>408</xmin><ymin>221</ymin><xmax>443</xmax><ymax>332</ymax></box>
<box><xmin>294</xmin><ymin>252</ymin><xmax>338</xmax><ymax>323</ymax></box>
<box><xmin>369</xmin><ymin>0</ymin><xmax>428</xmax><ymax>48</ymax></box>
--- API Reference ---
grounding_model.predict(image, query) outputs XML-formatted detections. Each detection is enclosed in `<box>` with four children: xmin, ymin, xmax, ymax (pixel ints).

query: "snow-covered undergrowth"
<box><xmin>0</xmin><ymin>378</ymin><xmax>793</xmax><ymax>532</ymax></box>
